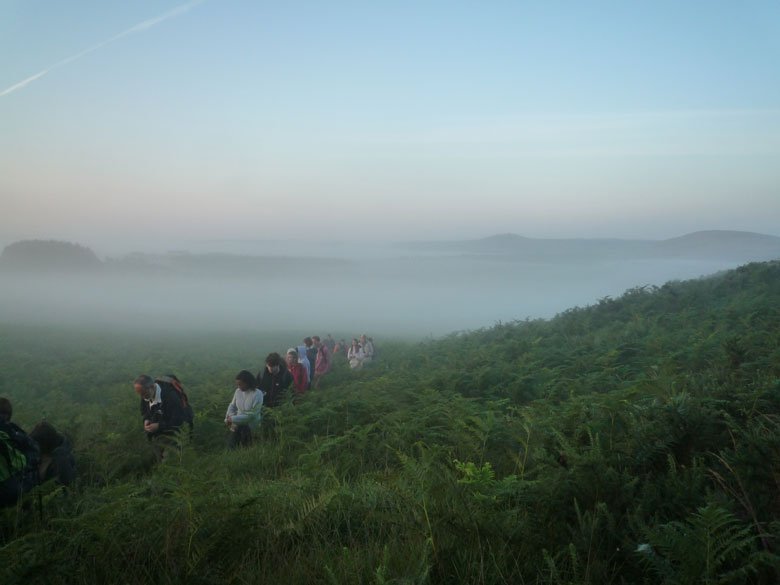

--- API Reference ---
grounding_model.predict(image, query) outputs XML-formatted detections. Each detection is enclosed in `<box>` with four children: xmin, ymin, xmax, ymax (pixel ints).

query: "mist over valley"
<box><xmin>2</xmin><ymin>230</ymin><xmax>778</xmax><ymax>335</ymax></box>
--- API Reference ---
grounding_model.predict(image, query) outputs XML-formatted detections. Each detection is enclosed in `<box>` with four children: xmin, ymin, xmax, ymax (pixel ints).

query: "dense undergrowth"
<box><xmin>1</xmin><ymin>261</ymin><xmax>780</xmax><ymax>584</ymax></box>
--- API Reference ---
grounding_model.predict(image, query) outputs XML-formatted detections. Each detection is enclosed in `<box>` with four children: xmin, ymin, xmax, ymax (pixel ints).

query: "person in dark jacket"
<box><xmin>133</xmin><ymin>374</ymin><xmax>187</xmax><ymax>461</ymax></box>
<box><xmin>29</xmin><ymin>421</ymin><xmax>76</xmax><ymax>486</ymax></box>
<box><xmin>257</xmin><ymin>353</ymin><xmax>293</xmax><ymax>408</ymax></box>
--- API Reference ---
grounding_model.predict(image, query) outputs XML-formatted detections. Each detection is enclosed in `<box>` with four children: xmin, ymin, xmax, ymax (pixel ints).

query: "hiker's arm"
<box><xmin>141</xmin><ymin>401</ymin><xmax>157</xmax><ymax>431</ymax></box>
<box><xmin>225</xmin><ymin>394</ymin><xmax>238</xmax><ymax>423</ymax></box>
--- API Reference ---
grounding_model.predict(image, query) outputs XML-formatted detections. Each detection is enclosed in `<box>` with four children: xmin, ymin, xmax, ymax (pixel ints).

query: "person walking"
<box><xmin>360</xmin><ymin>334</ymin><xmax>375</xmax><ymax>362</ymax></box>
<box><xmin>257</xmin><ymin>353</ymin><xmax>293</xmax><ymax>407</ymax></box>
<box><xmin>347</xmin><ymin>338</ymin><xmax>364</xmax><ymax>369</ymax></box>
<box><xmin>225</xmin><ymin>370</ymin><xmax>263</xmax><ymax>449</ymax></box>
<box><xmin>286</xmin><ymin>348</ymin><xmax>309</xmax><ymax>398</ymax></box>
<box><xmin>302</xmin><ymin>337</ymin><xmax>317</xmax><ymax>386</ymax></box>
<box><xmin>311</xmin><ymin>335</ymin><xmax>331</xmax><ymax>389</ymax></box>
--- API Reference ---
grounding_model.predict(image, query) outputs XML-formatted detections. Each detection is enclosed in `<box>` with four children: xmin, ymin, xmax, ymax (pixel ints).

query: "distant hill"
<box><xmin>0</xmin><ymin>240</ymin><xmax>103</xmax><ymax>272</ymax></box>
<box><xmin>402</xmin><ymin>230</ymin><xmax>780</xmax><ymax>262</ymax></box>
<box><xmin>653</xmin><ymin>230</ymin><xmax>780</xmax><ymax>260</ymax></box>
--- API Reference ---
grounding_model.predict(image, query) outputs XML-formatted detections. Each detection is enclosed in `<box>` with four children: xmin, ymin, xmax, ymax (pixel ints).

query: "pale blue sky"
<box><xmin>2</xmin><ymin>0</ymin><xmax>779</xmax><ymax>250</ymax></box>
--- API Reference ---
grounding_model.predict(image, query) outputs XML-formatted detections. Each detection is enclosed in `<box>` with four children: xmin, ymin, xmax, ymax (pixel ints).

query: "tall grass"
<box><xmin>2</xmin><ymin>261</ymin><xmax>780</xmax><ymax>583</ymax></box>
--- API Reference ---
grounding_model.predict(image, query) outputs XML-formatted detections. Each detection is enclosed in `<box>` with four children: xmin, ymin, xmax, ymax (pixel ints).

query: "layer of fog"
<box><xmin>0</xmin><ymin>252</ymin><xmax>742</xmax><ymax>337</ymax></box>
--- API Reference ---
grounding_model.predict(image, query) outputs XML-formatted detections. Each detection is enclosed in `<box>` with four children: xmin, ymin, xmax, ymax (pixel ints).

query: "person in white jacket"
<box><xmin>225</xmin><ymin>370</ymin><xmax>263</xmax><ymax>449</ymax></box>
<box><xmin>347</xmin><ymin>338</ymin><xmax>365</xmax><ymax>370</ymax></box>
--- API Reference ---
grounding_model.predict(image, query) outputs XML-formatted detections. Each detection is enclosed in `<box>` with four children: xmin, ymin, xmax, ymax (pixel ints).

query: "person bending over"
<box><xmin>133</xmin><ymin>374</ymin><xmax>187</xmax><ymax>461</ymax></box>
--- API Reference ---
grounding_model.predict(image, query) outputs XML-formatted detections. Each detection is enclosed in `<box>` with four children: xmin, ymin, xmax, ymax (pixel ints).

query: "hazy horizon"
<box><xmin>3</xmin><ymin>228</ymin><xmax>780</xmax><ymax>261</ymax></box>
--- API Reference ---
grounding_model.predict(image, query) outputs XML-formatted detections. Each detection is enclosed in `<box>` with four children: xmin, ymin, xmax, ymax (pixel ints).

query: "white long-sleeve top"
<box><xmin>225</xmin><ymin>388</ymin><xmax>264</xmax><ymax>427</ymax></box>
<box><xmin>348</xmin><ymin>345</ymin><xmax>364</xmax><ymax>369</ymax></box>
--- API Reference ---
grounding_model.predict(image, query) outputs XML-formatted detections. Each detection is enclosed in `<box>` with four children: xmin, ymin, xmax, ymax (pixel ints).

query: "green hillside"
<box><xmin>1</xmin><ymin>261</ymin><xmax>779</xmax><ymax>584</ymax></box>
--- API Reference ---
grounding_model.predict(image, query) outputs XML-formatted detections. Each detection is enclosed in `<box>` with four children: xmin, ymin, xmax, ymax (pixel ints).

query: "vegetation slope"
<box><xmin>1</xmin><ymin>261</ymin><xmax>779</xmax><ymax>584</ymax></box>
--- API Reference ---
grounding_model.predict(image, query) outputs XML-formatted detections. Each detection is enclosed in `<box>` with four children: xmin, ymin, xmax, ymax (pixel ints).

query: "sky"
<box><xmin>2</xmin><ymin>0</ymin><xmax>780</xmax><ymax>252</ymax></box>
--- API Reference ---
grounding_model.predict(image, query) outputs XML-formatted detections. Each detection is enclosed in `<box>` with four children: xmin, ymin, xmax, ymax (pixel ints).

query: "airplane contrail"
<box><xmin>0</xmin><ymin>71</ymin><xmax>49</xmax><ymax>98</ymax></box>
<box><xmin>0</xmin><ymin>0</ymin><xmax>205</xmax><ymax>99</ymax></box>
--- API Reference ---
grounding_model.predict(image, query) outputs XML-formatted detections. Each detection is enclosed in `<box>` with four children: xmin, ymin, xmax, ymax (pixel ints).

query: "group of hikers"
<box><xmin>1</xmin><ymin>333</ymin><xmax>376</xmax><ymax>507</ymax></box>
<box><xmin>340</xmin><ymin>334</ymin><xmax>376</xmax><ymax>370</ymax></box>
<box><xmin>135</xmin><ymin>333</ymin><xmax>377</xmax><ymax>456</ymax></box>
<box><xmin>0</xmin><ymin>397</ymin><xmax>76</xmax><ymax>509</ymax></box>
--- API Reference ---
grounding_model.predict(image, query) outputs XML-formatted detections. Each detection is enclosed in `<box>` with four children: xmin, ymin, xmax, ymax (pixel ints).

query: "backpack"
<box><xmin>0</xmin><ymin>420</ymin><xmax>40</xmax><ymax>507</ymax></box>
<box><xmin>155</xmin><ymin>375</ymin><xmax>195</xmax><ymax>429</ymax></box>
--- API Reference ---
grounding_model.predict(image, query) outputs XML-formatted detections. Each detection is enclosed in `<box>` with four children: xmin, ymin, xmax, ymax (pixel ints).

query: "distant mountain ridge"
<box><xmin>3</xmin><ymin>231</ymin><xmax>779</xmax><ymax>274</ymax></box>
<box><xmin>654</xmin><ymin>230</ymin><xmax>780</xmax><ymax>259</ymax></box>
<box><xmin>404</xmin><ymin>230</ymin><xmax>780</xmax><ymax>262</ymax></box>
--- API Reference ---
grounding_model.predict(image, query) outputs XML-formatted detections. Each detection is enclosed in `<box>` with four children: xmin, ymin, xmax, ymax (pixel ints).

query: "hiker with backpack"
<box><xmin>0</xmin><ymin>397</ymin><xmax>40</xmax><ymax>508</ymax></box>
<box><xmin>156</xmin><ymin>374</ymin><xmax>195</xmax><ymax>434</ymax></box>
<box><xmin>225</xmin><ymin>370</ymin><xmax>263</xmax><ymax>449</ymax></box>
<box><xmin>133</xmin><ymin>374</ymin><xmax>190</xmax><ymax>461</ymax></box>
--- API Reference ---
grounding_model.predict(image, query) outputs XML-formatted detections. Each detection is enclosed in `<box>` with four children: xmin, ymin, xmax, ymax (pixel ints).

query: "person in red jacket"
<box><xmin>285</xmin><ymin>348</ymin><xmax>309</xmax><ymax>399</ymax></box>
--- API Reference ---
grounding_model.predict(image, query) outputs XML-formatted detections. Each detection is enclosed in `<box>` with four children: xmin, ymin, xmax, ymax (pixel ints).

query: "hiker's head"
<box><xmin>265</xmin><ymin>352</ymin><xmax>282</xmax><ymax>374</ymax></box>
<box><xmin>303</xmin><ymin>337</ymin><xmax>313</xmax><ymax>348</ymax></box>
<box><xmin>360</xmin><ymin>334</ymin><xmax>367</xmax><ymax>343</ymax></box>
<box><xmin>235</xmin><ymin>370</ymin><xmax>256</xmax><ymax>392</ymax></box>
<box><xmin>352</xmin><ymin>338</ymin><xmax>360</xmax><ymax>347</ymax></box>
<box><xmin>0</xmin><ymin>397</ymin><xmax>12</xmax><ymax>422</ymax></box>
<box><xmin>312</xmin><ymin>336</ymin><xmax>321</xmax><ymax>347</ymax></box>
<box><xmin>286</xmin><ymin>348</ymin><xmax>299</xmax><ymax>366</ymax></box>
<box><xmin>30</xmin><ymin>421</ymin><xmax>63</xmax><ymax>455</ymax></box>
<box><xmin>133</xmin><ymin>374</ymin><xmax>156</xmax><ymax>399</ymax></box>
